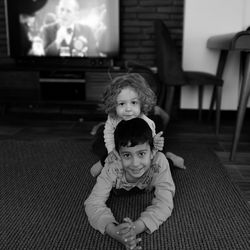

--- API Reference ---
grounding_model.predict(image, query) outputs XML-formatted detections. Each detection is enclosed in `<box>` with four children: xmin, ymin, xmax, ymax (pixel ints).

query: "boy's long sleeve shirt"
<box><xmin>104</xmin><ymin>114</ymin><xmax>156</xmax><ymax>153</ymax></box>
<box><xmin>84</xmin><ymin>152</ymin><xmax>175</xmax><ymax>234</ymax></box>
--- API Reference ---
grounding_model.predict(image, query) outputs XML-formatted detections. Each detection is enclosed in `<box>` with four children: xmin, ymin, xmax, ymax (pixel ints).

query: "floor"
<box><xmin>0</xmin><ymin>109</ymin><xmax>249</xmax><ymax>208</ymax></box>
<box><xmin>167</xmin><ymin>113</ymin><xmax>250</xmax><ymax>208</ymax></box>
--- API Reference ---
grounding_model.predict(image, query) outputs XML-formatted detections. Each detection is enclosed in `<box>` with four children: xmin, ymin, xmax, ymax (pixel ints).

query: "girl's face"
<box><xmin>119</xmin><ymin>142</ymin><xmax>154</xmax><ymax>183</ymax></box>
<box><xmin>116</xmin><ymin>87</ymin><xmax>141</xmax><ymax>120</ymax></box>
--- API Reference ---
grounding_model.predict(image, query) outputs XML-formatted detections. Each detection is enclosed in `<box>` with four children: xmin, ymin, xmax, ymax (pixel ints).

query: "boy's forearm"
<box><xmin>105</xmin><ymin>223</ymin><xmax>122</xmax><ymax>243</ymax></box>
<box><xmin>134</xmin><ymin>219</ymin><xmax>147</xmax><ymax>235</ymax></box>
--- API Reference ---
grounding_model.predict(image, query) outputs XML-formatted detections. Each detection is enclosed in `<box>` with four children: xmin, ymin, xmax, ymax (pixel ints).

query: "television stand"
<box><xmin>0</xmin><ymin>65</ymin><xmax>121</xmax><ymax>120</ymax></box>
<box><xmin>0</xmin><ymin>63</ymin><xmax>158</xmax><ymax>120</ymax></box>
<box><xmin>15</xmin><ymin>58</ymin><xmax>113</xmax><ymax>70</ymax></box>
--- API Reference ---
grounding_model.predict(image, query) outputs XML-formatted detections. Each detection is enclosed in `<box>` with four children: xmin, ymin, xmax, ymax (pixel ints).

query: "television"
<box><xmin>5</xmin><ymin>0</ymin><xmax>120</xmax><ymax>68</ymax></box>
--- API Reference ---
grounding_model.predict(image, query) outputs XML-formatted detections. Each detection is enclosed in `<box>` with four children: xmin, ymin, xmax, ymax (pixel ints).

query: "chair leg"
<box><xmin>164</xmin><ymin>86</ymin><xmax>175</xmax><ymax>115</ymax></box>
<box><xmin>210</xmin><ymin>50</ymin><xmax>228</xmax><ymax>124</ymax></box>
<box><xmin>230</xmin><ymin>87</ymin><xmax>250</xmax><ymax>161</ymax></box>
<box><xmin>198</xmin><ymin>86</ymin><xmax>204</xmax><ymax>121</ymax></box>
<box><xmin>230</xmin><ymin>53</ymin><xmax>250</xmax><ymax>161</ymax></box>
<box><xmin>215</xmin><ymin>86</ymin><xmax>222</xmax><ymax>136</ymax></box>
<box><xmin>208</xmin><ymin>86</ymin><xmax>216</xmax><ymax>121</ymax></box>
<box><xmin>157</xmin><ymin>83</ymin><xmax>166</xmax><ymax>109</ymax></box>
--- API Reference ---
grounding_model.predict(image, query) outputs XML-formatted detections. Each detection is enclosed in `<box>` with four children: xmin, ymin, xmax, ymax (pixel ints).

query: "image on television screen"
<box><xmin>7</xmin><ymin>0</ymin><xmax>120</xmax><ymax>58</ymax></box>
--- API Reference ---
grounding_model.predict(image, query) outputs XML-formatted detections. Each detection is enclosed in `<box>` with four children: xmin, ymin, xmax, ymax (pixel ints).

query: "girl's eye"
<box><xmin>132</xmin><ymin>100</ymin><xmax>139</xmax><ymax>105</ymax></box>
<box><xmin>118</xmin><ymin>102</ymin><xmax>124</xmax><ymax>106</ymax></box>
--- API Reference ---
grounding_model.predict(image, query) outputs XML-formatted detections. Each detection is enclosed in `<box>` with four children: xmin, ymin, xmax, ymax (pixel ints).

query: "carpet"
<box><xmin>0</xmin><ymin>140</ymin><xmax>249</xmax><ymax>250</ymax></box>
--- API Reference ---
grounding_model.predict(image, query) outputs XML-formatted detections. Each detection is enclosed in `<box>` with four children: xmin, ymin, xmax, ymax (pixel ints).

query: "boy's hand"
<box><xmin>117</xmin><ymin>218</ymin><xmax>142</xmax><ymax>250</ymax></box>
<box><xmin>153</xmin><ymin>131</ymin><xmax>164</xmax><ymax>151</ymax></box>
<box><xmin>106</xmin><ymin>222</ymin><xmax>141</xmax><ymax>249</ymax></box>
<box><xmin>105</xmin><ymin>149</ymin><xmax>121</xmax><ymax>163</ymax></box>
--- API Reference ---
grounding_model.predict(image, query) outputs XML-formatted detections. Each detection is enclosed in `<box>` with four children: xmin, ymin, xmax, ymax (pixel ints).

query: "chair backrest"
<box><xmin>155</xmin><ymin>20</ymin><xmax>186</xmax><ymax>86</ymax></box>
<box><xmin>124</xmin><ymin>60</ymin><xmax>160</xmax><ymax>97</ymax></box>
<box><xmin>85</xmin><ymin>61</ymin><xmax>160</xmax><ymax>103</ymax></box>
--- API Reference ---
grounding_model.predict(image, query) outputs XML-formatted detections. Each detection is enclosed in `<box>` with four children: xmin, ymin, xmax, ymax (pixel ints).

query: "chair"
<box><xmin>155</xmin><ymin>20</ymin><xmax>224</xmax><ymax>134</ymax></box>
<box><xmin>124</xmin><ymin>60</ymin><xmax>161</xmax><ymax>100</ymax></box>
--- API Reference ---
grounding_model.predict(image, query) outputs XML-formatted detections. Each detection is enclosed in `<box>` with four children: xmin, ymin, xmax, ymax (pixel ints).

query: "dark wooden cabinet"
<box><xmin>0</xmin><ymin>65</ymin><xmax>159</xmax><ymax>119</ymax></box>
<box><xmin>0</xmin><ymin>68</ymin><xmax>107</xmax><ymax>104</ymax></box>
<box><xmin>0</xmin><ymin>67</ymin><xmax>120</xmax><ymax>119</ymax></box>
<box><xmin>0</xmin><ymin>70</ymin><xmax>40</xmax><ymax>103</ymax></box>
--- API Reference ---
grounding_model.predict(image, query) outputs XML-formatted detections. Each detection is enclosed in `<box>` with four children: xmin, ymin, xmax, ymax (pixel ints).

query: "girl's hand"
<box><xmin>153</xmin><ymin>131</ymin><xmax>164</xmax><ymax>151</ymax></box>
<box><xmin>105</xmin><ymin>149</ymin><xmax>121</xmax><ymax>163</ymax></box>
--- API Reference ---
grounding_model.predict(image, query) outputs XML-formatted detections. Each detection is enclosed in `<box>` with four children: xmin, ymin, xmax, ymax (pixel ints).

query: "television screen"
<box><xmin>6</xmin><ymin>0</ymin><xmax>120</xmax><ymax>60</ymax></box>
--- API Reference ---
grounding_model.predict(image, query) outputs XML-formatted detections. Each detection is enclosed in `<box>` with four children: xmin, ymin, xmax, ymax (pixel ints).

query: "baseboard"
<box><xmin>176</xmin><ymin>108</ymin><xmax>250</xmax><ymax>122</ymax></box>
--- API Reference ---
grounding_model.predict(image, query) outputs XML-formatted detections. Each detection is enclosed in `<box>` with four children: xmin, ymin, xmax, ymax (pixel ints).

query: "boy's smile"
<box><xmin>119</xmin><ymin>142</ymin><xmax>154</xmax><ymax>183</ymax></box>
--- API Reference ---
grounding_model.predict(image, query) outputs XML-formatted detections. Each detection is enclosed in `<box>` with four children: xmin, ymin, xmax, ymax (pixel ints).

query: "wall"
<box><xmin>182</xmin><ymin>0</ymin><xmax>250</xmax><ymax>110</ymax></box>
<box><xmin>0</xmin><ymin>0</ymin><xmax>184</xmax><ymax>67</ymax></box>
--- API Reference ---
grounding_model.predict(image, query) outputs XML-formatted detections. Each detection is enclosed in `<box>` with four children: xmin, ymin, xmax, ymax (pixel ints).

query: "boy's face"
<box><xmin>116</xmin><ymin>87</ymin><xmax>141</xmax><ymax>120</ymax></box>
<box><xmin>119</xmin><ymin>142</ymin><xmax>154</xmax><ymax>182</ymax></box>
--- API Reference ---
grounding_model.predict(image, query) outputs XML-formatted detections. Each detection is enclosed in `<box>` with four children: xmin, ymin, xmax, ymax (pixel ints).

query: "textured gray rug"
<box><xmin>0</xmin><ymin>140</ymin><xmax>249</xmax><ymax>250</ymax></box>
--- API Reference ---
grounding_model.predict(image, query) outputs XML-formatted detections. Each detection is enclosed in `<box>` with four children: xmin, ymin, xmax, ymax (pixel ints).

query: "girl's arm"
<box><xmin>153</xmin><ymin>131</ymin><xmax>164</xmax><ymax>151</ymax></box>
<box><xmin>103</xmin><ymin>116</ymin><xmax>117</xmax><ymax>153</ymax></box>
<box><xmin>141</xmin><ymin>114</ymin><xmax>164</xmax><ymax>151</ymax></box>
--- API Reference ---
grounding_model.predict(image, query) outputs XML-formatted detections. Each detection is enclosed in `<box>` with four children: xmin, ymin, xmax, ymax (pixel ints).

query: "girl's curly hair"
<box><xmin>102</xmin><ymin>73</ymin><xmax>156</xmax><ymax>117</ymax></box>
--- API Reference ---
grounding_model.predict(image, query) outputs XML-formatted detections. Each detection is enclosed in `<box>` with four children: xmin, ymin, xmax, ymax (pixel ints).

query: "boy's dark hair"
<box><xmin>114</xmin><ymin>118</ymin><xmax>154</xmax><ymax>151</ymax></box>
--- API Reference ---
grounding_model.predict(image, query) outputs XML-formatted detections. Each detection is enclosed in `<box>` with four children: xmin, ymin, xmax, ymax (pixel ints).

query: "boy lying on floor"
<box><xmin>84</xmin><ymin>118</ymin><xmax>175</xmax><ymax>249</ymax></box>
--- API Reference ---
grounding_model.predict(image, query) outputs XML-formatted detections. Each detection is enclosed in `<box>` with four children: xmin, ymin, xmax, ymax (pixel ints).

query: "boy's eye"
<box><xmin>121</xmin><ymin>153</ymin><xmax>130</xmax><ymax>159</ymax></box>
<box><xmin>138</xmin><ymin>152</ymin><xmax>146</xmax><ymax>157</ymax></box>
